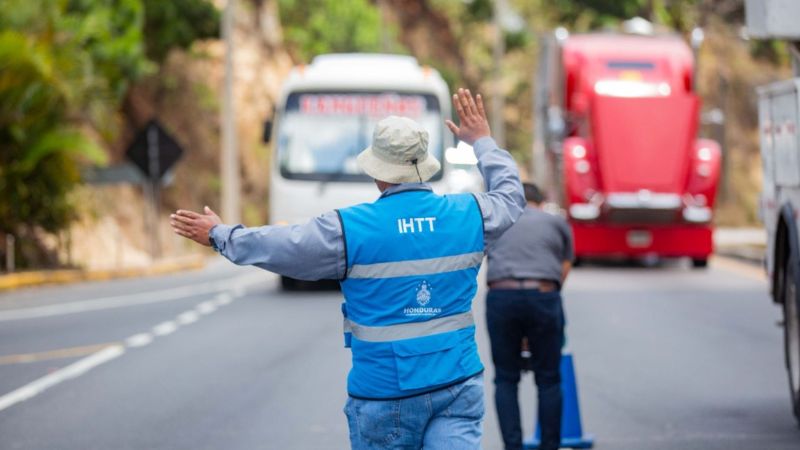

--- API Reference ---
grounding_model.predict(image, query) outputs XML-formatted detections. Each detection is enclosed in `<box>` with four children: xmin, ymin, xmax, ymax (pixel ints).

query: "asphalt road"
<box><xmin>0</xmin><ymin>256</ymin><xmax>798</xmax><ymax>450</ymax></box>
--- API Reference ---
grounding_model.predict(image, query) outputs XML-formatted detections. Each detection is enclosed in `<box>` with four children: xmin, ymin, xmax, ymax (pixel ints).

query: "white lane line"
<box><xmin>213</xmin><ymin>293</ymin><xmax>233</xmax><ymax>307</ymax></box>
<box><xmin>0</xmin><ymin>345</ymin><xmax>124</xmax><ymax>412</ymax></box>
<box><xmin>152</xmin><ymin>321</ymin><xmax>178</xmax><ymax>336</ymax></box>
<box><xmin>196</xmin><ymin>301</ymin><xmax>217</xmax><ymax>315</ymax></box>
<box><xmin>125</xmin><ymin>333</ymin><xmax>153</xmax><ymax>348</ymax></box>
<box><xmin>0</xmin><ymin>285</ymin><xmax>246</xmax><ymax>413</ymax></box>
<box><xmin>177</xmin><ymin>310</ymin><xmax>200</xmax><ymax>325</ymax></box>
<box><xmin>0</xmin><ymin>271</ymin><xmax>266</xmax><ymax>322</ymax></box>
<box><xmin>232</xmin><ymin>285</ymin><xmax>246</xmax><ymax>298</ymax></box>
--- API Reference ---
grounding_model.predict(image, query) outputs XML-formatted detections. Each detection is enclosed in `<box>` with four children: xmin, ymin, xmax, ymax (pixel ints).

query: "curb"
<box><xmin>0</xmin><ymin>257</ymin><xmax>207</xmax><ymax>292</ymax></box>
<box><xmin>715</xmin><ymin>246</ymin><xmax>764</xmax><ymax>267</ymax></box>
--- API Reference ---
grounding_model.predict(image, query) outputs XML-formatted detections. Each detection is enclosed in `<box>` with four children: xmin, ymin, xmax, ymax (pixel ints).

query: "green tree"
<box><xmin>0</xmin><ymin>0</ymin><xmax>220</xmax><ymax>268</ymax></box>
<box><xmin>0</xmin><ymin>29</ymin><xmax>106</xmax><ymax>266</ymax></box>
<box><xmin>547</xmin><ymin>0</ymin><xmax>647</xmax><ymax>29</ymax></box>
<box><xmin>142</xmin><ymin>0</ymin><xmax>220</xmax><ymax>63</ymax></box>
<box><xmin>0</xmin><ymin>0</ymin><xmax>148</xmax><ymax>267</ymax></box>
<box><xmin>278</xmin><ymin>0</ymin><xmax>384</xmax><ymax>61</ymax></box>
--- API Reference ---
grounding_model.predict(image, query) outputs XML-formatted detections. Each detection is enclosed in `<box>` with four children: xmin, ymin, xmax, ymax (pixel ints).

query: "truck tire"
<box><xmin>782</xmin><ymin>255</ymin><xmax>800</xmax><ymax>423</ymax></box>
<box><xmin>691</xmin><ymin>258</ymin><xmax>708</xmax><ymax>269</ymax></box>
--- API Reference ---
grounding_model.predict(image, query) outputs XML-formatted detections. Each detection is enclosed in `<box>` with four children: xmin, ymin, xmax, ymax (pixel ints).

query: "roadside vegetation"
<box><xmin>0</xmin><ymin>0</ymin><xmax>217</xmax><ymax>268</ymax></box>
<box><xmin>0</xmin><ymin>0</ymin><xmax>790</xmax><ymax>270</ymax></box>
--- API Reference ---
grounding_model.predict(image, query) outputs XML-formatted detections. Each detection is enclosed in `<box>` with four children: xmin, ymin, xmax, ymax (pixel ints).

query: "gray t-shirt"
<box><xmin>486</xmin><ymin>206</ymin><xmax>574</xmax><ymax>284</ymax></box>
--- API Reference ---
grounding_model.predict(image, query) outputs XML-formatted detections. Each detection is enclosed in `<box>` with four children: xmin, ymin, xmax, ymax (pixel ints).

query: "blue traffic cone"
<box><xmin>524</xmin><ymin>351</ymin><xmax>594</xmax><ymax>449</ymax></box>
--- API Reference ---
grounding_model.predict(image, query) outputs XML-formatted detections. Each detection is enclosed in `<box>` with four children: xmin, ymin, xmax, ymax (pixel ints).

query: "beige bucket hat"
<box><xmin>357</xmin><ymin>115</ymin><xmax>441</xmax><ymax>183</ymax></box>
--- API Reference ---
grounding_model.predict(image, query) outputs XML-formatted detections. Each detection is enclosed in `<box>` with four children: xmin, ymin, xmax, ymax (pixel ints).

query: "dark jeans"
<box><xmin>486</xmin><ymin>288</ymin><xmax>564</xmax><ymax>450</ymax></box>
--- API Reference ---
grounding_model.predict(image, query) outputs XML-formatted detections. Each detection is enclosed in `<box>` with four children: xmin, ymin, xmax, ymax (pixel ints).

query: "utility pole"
<box><xmin>491</xmin><ymin>0</ymin><xmax>506</xmax><ymax>148</ymax></box>
<box><xmin>5</xmin><ymin>235</ymin><xmax>14</xmax><ymax>273</ymax></box>
<box><xmin>221</xmin><ymin>0</ymin><xmax>240</xmax><ymax>224</ymax></box>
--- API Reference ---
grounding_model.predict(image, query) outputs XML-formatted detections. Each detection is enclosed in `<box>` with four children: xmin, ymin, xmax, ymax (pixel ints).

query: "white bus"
<box><xmin>265</xmin><ymin>54</ymin><xmax>480</xmax><ymax>289</ymax></box>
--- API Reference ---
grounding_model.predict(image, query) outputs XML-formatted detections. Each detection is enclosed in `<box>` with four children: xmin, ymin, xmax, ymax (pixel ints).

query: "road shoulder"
<box><xmin>0</xmin><ymin>256</ymin><xmax>207</xmax><ymax>292</ymax></box>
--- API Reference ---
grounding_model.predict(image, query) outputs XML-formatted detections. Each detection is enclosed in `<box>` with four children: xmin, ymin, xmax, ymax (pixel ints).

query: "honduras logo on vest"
<box><xmin>416</xmin><ymin>280</ymin><xmax>432</xmax><ymax>306</ymax></box>
<box><xmin>404</xmin><ymin>280</ymin><xmax>441</xmax><ymax>317</ymax></box>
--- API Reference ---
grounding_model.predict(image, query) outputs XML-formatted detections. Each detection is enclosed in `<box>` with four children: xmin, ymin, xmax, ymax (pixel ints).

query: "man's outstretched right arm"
<box><xmin>445</xmin><ymin>88</ymin><xmax>525</xmax><ymax>248</ymax></box>
<box><xmin>171</xmin><ymin>207</ymin><xmax>346</xmax><ymax>281</ymax></box>
<box><xmin>209</xmin><ymin>212</ymin><xmax>346</xmax><ymax>281</ymax></box>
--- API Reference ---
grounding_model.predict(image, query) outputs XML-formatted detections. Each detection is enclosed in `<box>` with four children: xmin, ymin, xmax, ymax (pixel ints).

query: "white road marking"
<box><xmin>0</xmin><ymin>343</ymin><xmax>118</xmax><ymax>365</ymax></box>
<box><xmin>152</xmin><ymin>321</ymin><xmax>178</xmax><ymax>336</ymax></box>
<box><xmin>0</xmin><ymin>271</ymin><xmax>257</xmax><ymax>412</ymax></box>
<box><xmin>213</xmin><ymin>293</ymin><xmax>232</xmax><ymax>306</ymax></box>
<box><xmin>177</xmin><ymin>310</ymin><xmax>200</xmax><ymax>325</ymax></box>
<box><xmin>0</xmin><ymin>271</ymin><xmax>265</xmax><ymax>322</ymax></box>
<box><xmin>125</xmin><ymin>333</ymin><xmax>153</xmax><ymax>348</ymax></box>
<box><xmin>0</xmin><ymin>345</ymin><xmax>124</xmax><ymax>412</ymax></box>
<box><xmin>196</xmin><ymin>301</ymin><xmax>217</xmax><ymax>315</ymax></box>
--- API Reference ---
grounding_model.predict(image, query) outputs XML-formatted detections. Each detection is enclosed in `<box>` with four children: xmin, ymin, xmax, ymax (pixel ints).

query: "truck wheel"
<box><xmin>691</xmin><ymin>258</ymin><xmax>708</xmax><ymax>269</ymax></box>
<box><xmin>782</xmin><ymin>256</ymin><xmax>800</xmax><ymax>422</ymax></box>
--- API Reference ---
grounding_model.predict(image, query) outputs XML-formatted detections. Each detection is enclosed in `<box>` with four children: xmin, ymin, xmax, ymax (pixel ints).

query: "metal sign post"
<box><xmin>126</xmin><ymin>119</ymin><xmax>184</xmax><ymax>261</ymax></box>
<box><xmin>147</xmin><ymin>124</ymin><xmax>161</xmax><ymax>259</ymax></box>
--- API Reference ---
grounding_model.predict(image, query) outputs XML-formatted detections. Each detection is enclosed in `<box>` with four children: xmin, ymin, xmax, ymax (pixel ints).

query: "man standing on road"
<box><xmin>170</xmin><ymin>88</ymin><xmax>525</xmax><ymax>449</ymax></box>
<box><xmin>485</xmin><ymin>182</ymin><xmax>573</xmax><ymax>450</ymax></box>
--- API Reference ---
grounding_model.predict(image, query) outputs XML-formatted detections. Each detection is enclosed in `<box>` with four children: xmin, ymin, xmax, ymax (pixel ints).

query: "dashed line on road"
<box><xmin>0</xmin><ymin>284</ymin><xmax>252</xmax><ymax>413</ymax></box>
<box><xmin>152</xmin><ymin>321</ymin><xmax>178</xmax><ymax>336</ymax></box>
<box><xmin>0</xmin><ymin>345</ymin><xmax>125</xmax><ymax>412</ymax></box>
<box><xmin>125</xmin><ymin>333</ymin><xmax>153</xmax><ymax>348</ymax></box>
<box><xmin>196</xmin><ymin>300</ymin><xmax>217</xmax><ymax>315</ymax></box>
<box><xmin>0</xmin><ymin>271</ymin><xmax>264</xmax><ymax>322</ymax></box>
<box><xmin>0</xmin><ymin>343</ymin><xmax>119</xmax><ymax>365</ymax></box>
<box><xmin>177</xmin><ymin>310</ymin><xmax>200</xmax><ymax>325</ymax></box>
<box><xmin>213</xmin><ymin>293</ymin><xmax>233</xmax><ymax>307</ymax></box>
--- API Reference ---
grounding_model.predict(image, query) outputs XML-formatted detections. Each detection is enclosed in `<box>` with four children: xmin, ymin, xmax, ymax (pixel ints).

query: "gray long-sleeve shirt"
<box><xmin>486</xmin><ymin>205</ymin><xmax>574</xmax><ymax>284</ymax></box>
<box><xmin>209</xmin><ymin>136</ymin><xmax>525</xmax><ymax>280</ymax></box>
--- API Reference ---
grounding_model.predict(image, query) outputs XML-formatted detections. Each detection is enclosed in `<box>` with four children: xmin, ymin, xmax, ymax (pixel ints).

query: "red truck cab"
<box><xmin>537</xmin><ymin>31</ymin><xmax>720</xmax><ymax>266</ymax></box>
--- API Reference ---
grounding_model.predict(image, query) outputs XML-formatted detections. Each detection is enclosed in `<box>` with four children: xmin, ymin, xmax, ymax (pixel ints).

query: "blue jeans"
<box><xmin>344</xmin><ymin>373</ymin><xmax>485</xmax><ymax>449</ymax></box>
<box><xmin>486</xmin><ymin>289</ymin><xmax>564</xmax><ymax>450</ymax></box>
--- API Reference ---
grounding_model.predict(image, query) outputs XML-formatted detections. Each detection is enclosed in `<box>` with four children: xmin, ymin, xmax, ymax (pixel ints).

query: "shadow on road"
<box><xmin>575</xmin><ymin>256</ymin><xmax>696</xmax><ymax>270</ymax></box>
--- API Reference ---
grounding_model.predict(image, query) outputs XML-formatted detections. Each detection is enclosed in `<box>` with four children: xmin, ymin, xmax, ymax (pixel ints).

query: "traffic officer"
<box><xmin>170</xmin><ymin>88</ymin><xmax>525</xmax><ymax>449</ymax></box>
<box><xmin>485</xmin><ymin>182</ymin><xmax>573</xmax><ymax>450</ymax></box>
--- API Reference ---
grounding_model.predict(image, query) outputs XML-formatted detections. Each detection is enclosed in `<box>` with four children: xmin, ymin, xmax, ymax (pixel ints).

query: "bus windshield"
<box><xmin>277</xmin><ymin>92</ymin><xmax>444</xmax><ymax>182</ymax></box>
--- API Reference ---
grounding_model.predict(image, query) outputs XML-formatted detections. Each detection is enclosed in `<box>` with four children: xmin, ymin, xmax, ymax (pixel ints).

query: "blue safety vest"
<box><xmin>336</xmin><ymin>189</ymin><xmax>485</xmax><ymax>399</ymax></box>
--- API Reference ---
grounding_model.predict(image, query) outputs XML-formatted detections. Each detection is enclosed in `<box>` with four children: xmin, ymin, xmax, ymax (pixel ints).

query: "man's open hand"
<box><xmin>445</xmin><ymin>88</ymin><xmax>491</xmax><ymax>146</ymax></box>
<box><xmin>170</xmin><ymin>206</ymin><xmax>222</xmax><ymax>247</ymax></box>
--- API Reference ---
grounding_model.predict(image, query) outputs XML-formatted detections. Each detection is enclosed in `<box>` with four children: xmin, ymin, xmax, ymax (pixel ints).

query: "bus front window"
<box><xmin>278</xmin><ymin>92</ymin><xmax>443</xmax><ymax>182</ymax></box>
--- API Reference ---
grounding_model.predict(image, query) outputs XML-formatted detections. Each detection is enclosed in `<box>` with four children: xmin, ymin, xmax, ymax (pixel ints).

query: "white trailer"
<box><xmin>748</xmin><ymin>0</ymin><xmax>800</xmax><ymax>423</ymax></box>
<box><xmin>758</xmin><ymin>78</ymin><xmax>800</xmax><ymax>422</ymax></box>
